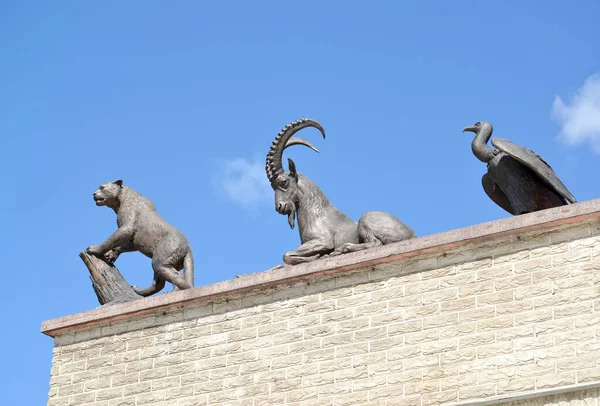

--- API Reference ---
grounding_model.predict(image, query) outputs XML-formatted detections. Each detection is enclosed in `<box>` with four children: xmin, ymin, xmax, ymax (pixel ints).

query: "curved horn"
<box><xmin>285</xmin><ymin>137</ymin><xmax>320</xmax><ymax>153</ymax></box>
<box><xmin>265</xmin><ymin>118</ymin><xmax>326</xmax><ymax>183</ymax></box>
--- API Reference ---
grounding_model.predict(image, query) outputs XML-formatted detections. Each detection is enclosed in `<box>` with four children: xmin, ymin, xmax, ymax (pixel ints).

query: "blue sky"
<box><xmin>2</xmin><ymin>1</ymin><xmax>600</xmax><ymax>403</ymax></box>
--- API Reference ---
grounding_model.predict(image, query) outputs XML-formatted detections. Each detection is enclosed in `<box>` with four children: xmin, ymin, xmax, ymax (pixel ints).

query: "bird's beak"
<box><xmin>462</xmin><ymin>126</ymin><xmax>474</xmax><ymax>133</ymax></box>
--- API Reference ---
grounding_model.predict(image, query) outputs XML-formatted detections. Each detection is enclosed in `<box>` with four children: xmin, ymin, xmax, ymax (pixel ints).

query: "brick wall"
<box><xmin>43</xmin><ymin>208</ymin><xmax>600</xmax><ymax>406</ymax></box>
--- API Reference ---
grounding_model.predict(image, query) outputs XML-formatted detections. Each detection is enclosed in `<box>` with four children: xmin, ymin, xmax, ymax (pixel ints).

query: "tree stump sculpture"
<box><xmin>79</xmin><ymin>252</ymin><xmax>142</xmax><ymax>305</ymax></box>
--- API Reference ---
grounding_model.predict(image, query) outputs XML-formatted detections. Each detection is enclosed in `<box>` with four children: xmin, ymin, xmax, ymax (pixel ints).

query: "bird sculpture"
<box><xmin>462</xmin><ymin>121</ymin><xmax>576</xmax><ymax>215</ymax></box>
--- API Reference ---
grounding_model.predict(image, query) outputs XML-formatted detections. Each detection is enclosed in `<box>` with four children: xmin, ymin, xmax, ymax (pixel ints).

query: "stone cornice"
<box><xmin>41</xmin><ymin>198</ymin><xmax>600</xmax><ymax>338</ymax></box>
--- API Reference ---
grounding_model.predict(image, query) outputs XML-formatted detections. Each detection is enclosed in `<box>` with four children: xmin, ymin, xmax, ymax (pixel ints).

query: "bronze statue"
<box><xmin>462</xmin><ymin>121</ymin><xmax>576</xmax><ymax>215</ymax></box>
<box><xmin>266</xmin><ymin>119</ymin><xmax>415</xmax><ymax>265</ymax></box>
<box><xmin>86</xmin><ymin>180</ymin><xmax>194</xmax><ymax>296</ymax></box>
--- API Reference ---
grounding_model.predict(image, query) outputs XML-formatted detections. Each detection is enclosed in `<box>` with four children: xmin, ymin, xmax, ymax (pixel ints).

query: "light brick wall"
<box><xmin>47</xmin><ymin>220</ymin><xmax>600</xmax><ymax>406</ymax></box>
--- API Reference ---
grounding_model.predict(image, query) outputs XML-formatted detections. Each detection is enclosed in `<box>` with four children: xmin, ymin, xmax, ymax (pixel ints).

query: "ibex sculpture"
<box><xmin>266</xmin><ymin>119</ymin><xmax>416</xmax><ymax>265</ymax></box>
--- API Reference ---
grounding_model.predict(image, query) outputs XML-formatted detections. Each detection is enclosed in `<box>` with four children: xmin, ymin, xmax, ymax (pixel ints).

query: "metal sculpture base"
<box><xmin>80</xmin><ymin>252</ymin><xmax>142</xmax><ymax>305</ymax></box>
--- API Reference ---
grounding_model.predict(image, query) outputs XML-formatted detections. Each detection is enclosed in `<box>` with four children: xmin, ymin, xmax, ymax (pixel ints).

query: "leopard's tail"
<box><xmin>183</xmin><ymin>250</ymin><xmax>194</xmax><ymax>288</ymax></box>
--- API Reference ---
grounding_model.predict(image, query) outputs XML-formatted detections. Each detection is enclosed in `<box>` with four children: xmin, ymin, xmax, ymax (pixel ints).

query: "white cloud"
<box><xmin>214</xmin><ymin>155</ymin><xmax>272</xmax><ymax>209</ymax></box>
<box><xmin>552</xmin><ymin>74</ymin><xmax>600</xmax><ymax>153</ymax></box>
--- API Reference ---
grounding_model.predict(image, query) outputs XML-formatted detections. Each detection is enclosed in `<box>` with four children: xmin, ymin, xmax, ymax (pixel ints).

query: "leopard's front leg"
<box><xmin>87</xmin><ymin>226</ymin><xmax>134</xmax><ymax>257</ymax></box>
<box><xmin>104</xmin><ymin>241</ymin><xmax>136</xmax><ymax>264</ymax></box>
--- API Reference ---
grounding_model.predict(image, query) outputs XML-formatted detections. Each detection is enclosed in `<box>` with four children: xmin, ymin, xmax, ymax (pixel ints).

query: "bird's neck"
<box><xmin>471</xmin><ymin>128</ymin><xmax>495</xmax><ymax>163</ymax></box>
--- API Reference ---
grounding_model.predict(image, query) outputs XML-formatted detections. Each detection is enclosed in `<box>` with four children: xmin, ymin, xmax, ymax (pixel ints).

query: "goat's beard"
<box><xmin>288</xmin><ymin>211</ymin><xmax>296</xmax><ymax>229</ymax></box>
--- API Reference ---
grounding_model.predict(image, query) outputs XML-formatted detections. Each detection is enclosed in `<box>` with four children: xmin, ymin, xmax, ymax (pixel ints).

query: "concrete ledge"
<box><xmin>451</xmin><ymin>381</ymin><xmax>600</xmax><ymax>405</ymax></box>
<box><xmin>41</xmin><ymin>198</ymin><xmax>600</xmax><ymax>338</ymax></box>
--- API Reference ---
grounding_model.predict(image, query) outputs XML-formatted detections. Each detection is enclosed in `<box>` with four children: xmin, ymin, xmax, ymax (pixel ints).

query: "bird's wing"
<box><xmin>482</xmin><ymin>173</ymin><xmax>515</xmax><ymax>215</ymax></box>
<box><xmin>491</xmin><ymin>137</ymin><xmax>576</xmax><ymax>204</ymax></box>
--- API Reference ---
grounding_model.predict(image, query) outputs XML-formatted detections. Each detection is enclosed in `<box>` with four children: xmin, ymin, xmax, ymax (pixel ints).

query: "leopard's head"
<box><xmin>93</xmin><ymin>180</ymin><xmax>123</xmax><ymax>207</ymax></box>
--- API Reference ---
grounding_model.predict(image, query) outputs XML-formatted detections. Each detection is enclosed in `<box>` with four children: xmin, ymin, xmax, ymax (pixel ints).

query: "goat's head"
<box><xmin>265</xmin><ymin>119</ymin><xmax>326</xmax><ymax>229</ymax></box>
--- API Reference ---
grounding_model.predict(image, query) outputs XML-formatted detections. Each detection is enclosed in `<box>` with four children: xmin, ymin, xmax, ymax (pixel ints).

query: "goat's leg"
<box><xmin>339</xmin><ymin>234</ymin><xmax>383</xmax><ymax>254</ymax></box>
<box><xmin>283</xmin><ymin>238</ymin><xmax>335</xmax><ymax>265</ymax></box>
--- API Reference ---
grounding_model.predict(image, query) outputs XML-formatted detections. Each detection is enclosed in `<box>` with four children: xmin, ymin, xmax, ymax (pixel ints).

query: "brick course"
<box><xmin>45</xmin><ymin>217</ymin><xmax>600</xmax><ymax>406</ymax></box>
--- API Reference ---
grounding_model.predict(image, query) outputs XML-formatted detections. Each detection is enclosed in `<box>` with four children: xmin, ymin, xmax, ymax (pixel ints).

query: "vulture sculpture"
<box><xmin>462</xmin><ymin>121</ymin><xmax>576</xmax><ymax>215</ymax></box>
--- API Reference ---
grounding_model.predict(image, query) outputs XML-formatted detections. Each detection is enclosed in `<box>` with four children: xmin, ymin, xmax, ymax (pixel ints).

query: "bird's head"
<box><xmin>462</xmin><ymin>121</ymin><xmax>492</xmax><ymax>134</ymax></box>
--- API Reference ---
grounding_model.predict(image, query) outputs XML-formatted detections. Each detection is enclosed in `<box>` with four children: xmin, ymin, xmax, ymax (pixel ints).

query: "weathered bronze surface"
<box><xmin>463</xmin><ymin>121</ymin><xmax>576</xmax><ymax>215</ymax></box>
<box><xmin>86</xmin><ymin>180</ymin><xmax>194</xmax><ymax>297</ymax></box>
<box><xmin>80</xmin><ymin>251</ymin><xmax>142</xmax><ymax>305</ymax></box>
<box><xmin>266</xmin><ymin>119</ymin><xmax>416</xmax><ymax>265</ymax></box>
